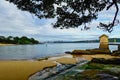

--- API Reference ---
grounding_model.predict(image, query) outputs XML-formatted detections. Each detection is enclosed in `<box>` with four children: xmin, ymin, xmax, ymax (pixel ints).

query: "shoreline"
<box><xmin>0</xmin><ymin>43</ymin><xmax>14</xmax><ymax>46</ymax></box>
<box><xmin>0</xmin><ymin>60</ymin><xmax>57</xmax><ymax>80</ymax></box>
<box><xmin>0</xmin><ymin>54</ymin><xmax>78</xmax><ymax>80</ymax></box>
<box><xmin>0</xmin><ymin>54</ymin><xmax>119</xmax><ymax>80</ymax></box>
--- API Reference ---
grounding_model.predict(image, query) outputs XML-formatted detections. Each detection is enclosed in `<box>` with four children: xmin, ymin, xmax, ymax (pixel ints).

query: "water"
<box><xmin>0</xmin><ymin>43</ymin><xmax>118</xmax><ymax>60</ymax></box>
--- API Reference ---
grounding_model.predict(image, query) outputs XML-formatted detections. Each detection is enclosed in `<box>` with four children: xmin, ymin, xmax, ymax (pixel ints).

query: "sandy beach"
<box><xmin>0</xmin><ymin>60</ymin><xmax>56</xmax><ymax>80</ymax></box>
<box><xmin>0</xmin><ymin>43</ymin><xmax>13</xmax><ymax>46</ymax></box>
<box><xmin>0</xmin><ymin>55</ymin><xmax>78</xmax><ymax>80</ymax></box>
<box><xmin>0</xmin><ymin>54</ymin><xmax>119</xmax><ymax>80</ymax></box>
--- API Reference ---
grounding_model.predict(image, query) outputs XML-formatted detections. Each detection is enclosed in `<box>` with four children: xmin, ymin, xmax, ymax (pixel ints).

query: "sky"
<box><xmin>0</xmin><ymin>0</ymin><xmax>120</xmax><ymax>42</ymax></box>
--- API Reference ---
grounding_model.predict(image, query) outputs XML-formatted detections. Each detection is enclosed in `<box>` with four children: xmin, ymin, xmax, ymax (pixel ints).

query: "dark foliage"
<box><xmin>6</xmin><ymin>0</ymin><xmax>120</xmax><ymax>32</ymax></box>
<box><xmin>0</xmin><ymin>36</ymin><xmax>39</xmax><ymax>44</ymax></box>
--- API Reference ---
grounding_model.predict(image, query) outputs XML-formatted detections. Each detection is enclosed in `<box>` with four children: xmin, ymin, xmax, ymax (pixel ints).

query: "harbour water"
<box><xmin>0</xmin><ymin>43</ymin><xmax>118</xmax><ymax>60</ymax></box>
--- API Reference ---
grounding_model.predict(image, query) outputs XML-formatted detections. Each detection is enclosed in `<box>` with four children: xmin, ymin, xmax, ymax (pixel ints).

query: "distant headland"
<box><xmin>45</xmin><ymin>38</ymin><xmax>120</xmax><ymax>43</ymax></box>
<box><xmin>0</xmin><ymin>36</ymin><xmax>39</xmax><ymax>44</ymax></box>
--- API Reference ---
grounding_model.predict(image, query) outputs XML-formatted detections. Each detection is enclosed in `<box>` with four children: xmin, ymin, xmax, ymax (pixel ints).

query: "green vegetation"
<box><xmin>0</xmin><ymin>36</ymin><xmax>39</xmax><ymax>44</ymax></box>
<box><xmin>78</xmin><ymin>62</ymin><xmax>104</xmax><ymax>70</ymax></box>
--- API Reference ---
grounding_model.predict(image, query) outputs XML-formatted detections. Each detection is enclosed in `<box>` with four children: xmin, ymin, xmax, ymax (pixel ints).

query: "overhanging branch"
<box><xmin>101</xmin><ymin>0</ymin><xmax>119</xmax><ymax>32</ymax></box>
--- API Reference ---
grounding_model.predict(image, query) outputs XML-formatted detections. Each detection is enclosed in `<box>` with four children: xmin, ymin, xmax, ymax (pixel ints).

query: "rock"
<box><xmin>29</xmin><ymin>64</ymin><xmax>76</xmax><ymax>80</ymax></box>
<box><xmin>106</xmin><ymin>58</ymin><xmax>120</xmax><ymax>64</ymax></box>
<box><xmin>112</xmin><ymin>50</ymin><xmax>119</xmax><ymax>53</ymax></box>
<box><xmin>72</xmin><ymin>48</ymin><xmax>111</xmax><ymax>55</ymax></box>
<box><xmin>74</xmin><ymin>70</ymin><xmax>119</xmax><ymax>80</ymax></box>
<box><xmin>96</xmin><ymin>73</ymin><xmax>118</xmax><ymax>80</ymax></box>
<box><xmin>65</xmin><ymin>51</ymin><xmax>72</xmax><ymax>54</ymax></box>
<box><xmin>91</xmin><ymin>58</ymin><xmax>106</xmax><ymax>63</ymax></box>
<box><xmin>111</xmin><ymin>51</ymin><xmax>120</xmax><ymax>56</ymax></box>
<box><xmin>87</xmin><ymin>49</ymin><xmax>111</xmax><ymax>54</ymax></box>
<box><xmin>37</xmin><ymin>57</ymin><xmax>48</xmax><ymax>61</ymax></box>
<box><xmin>84</xmin><ymin>62</ymin><xmax>104</xmax><ymax>69</ymax></box>
<box><xmin>71</xmin><ymin>50</ymin><xmax>91</xmax><ymax>54</ymax></box>
<box><xmin>109</xmin><ymin>68</ymin><xmax>120</xmax><ymax>74</ymax></box>
<box><xmin>91</xmin><ymin>58</ymin><xmax>120</xmax><ymax>65</ymax></box>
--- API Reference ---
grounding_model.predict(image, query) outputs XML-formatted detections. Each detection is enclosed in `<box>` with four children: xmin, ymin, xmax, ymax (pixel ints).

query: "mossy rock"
<box><xmin>85</xmin><ymin>63</ymin><xmax>104</xmax><ymax>70</ymax></box>
<box><xmin>78</xmin><ymin>62</ymin><xmax>104</xmax><ymax>70</ymax></box>
<box><xmin>74</xmin><ymin>70</ymin><xmax>120</xmax><ymax>80</ymax></box>
<box><xmin>111</xmin><ymin>51</ymin><xmax>120</xmax><ymax>56</ymax></box>
<box><xmin>88</xmin><ymin>49</ymin><xmax>111</xmax><ymax>54</ymax></box>
<box><xmin>71</xmin><ymin>50</ymin><xmax>91</xmax><ymax>55</ymax></box>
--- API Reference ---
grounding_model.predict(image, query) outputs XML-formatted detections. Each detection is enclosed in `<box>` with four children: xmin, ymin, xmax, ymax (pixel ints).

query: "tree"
<box><xmin>6</xmin><ymin>36</ymin><xmax>14</xmax><ymax>43</ymax></box>
<box><xmin>13</xmin><ymin>37</ymin><xmax>20</xmax><ymax>44</ymax></box>
<box><xmin>6</xmin><ymin>0</ymin><xmax>120</xmax><ymax>32</ymax></box>
<box><xmin>0</xmin><ymin>35</ymin><xmax>39</xmax><ymax>44</ymax></box>
<box><xmin>0</xmin><ymin>36</ymin><xmax>6</xmax><ymax>43</ymax></box>
<box><xmin>30</xmin><ymin>38</ymin><xmax>39</xmax><ymax>44</ymax></box>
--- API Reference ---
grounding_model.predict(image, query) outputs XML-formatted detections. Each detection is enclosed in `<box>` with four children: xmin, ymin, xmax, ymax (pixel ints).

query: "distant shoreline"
<box><xmin>0</xmin><ymin>43</ymin><xmax>14</xmax><ymax>46</ymax></box>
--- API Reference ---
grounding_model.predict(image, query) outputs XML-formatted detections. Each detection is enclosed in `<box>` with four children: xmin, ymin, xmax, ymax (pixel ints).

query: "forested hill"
<box><xmin>0</xmin><ymin>36</ymin><xmax>39</xmax><ymax>44</ymax></box>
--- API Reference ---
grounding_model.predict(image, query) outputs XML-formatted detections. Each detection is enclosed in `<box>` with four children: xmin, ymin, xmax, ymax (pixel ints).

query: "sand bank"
<box><xmin>0</xmin><ymin>60</ymin><xmax>56</xmax><ymax>80</ymax></box>
<box><xmin>51</xmin><ymin>57</ymin><xmax>77</xmax><ymax>64</ymax></box>
<box><xmin>0</xmin><ymin>55</ymin><xmax>78</xmax><ymax>80</ymax></box>
<box><xmin>0</xmin><ymin>54</ymin><xmax>119</xmax><ymax>80</ymax></box>
<box><xmin>48</xmin><ymin>54</ymin><xmax>78</xmax><ymax>64</ymax></box>
<box><xmin>0</xmin><ymin>43</ymin><xmax>13</xmax><ymax>46</ymax></box>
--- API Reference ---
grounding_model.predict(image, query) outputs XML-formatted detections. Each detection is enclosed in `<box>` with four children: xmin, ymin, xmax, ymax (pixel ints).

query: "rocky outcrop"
<box><xmin>29</xmin><ymin>64</ymin><xmax>76</xmax><ymax>80</ymax></box>
<box><xmin>75</xmin><ymin>70</ymin><xmax>119</xmax><ymax>80</ymax></box>
<box><xmin>87</xmin><ymin>49</ymin><xmax>111</xmax><ymax>54</ymax></box>
<box><xmin>71</xmin><ymin>50</ymin><xmax>91</xmax><ymax>54</ymax></box>
<box><xmin>71</xmin><ymin>49</ymin><xmax>111</xmax><ymax>55</ymax></box>
<box><xmin>111</xmin><ymin>50</ymin><xmax>120</xmax><ymax>56</ymax></box>
<box><xmin>65</xmin><ymin>51</ymin><xmax>72</xmax><ymax>54</ymax></box>
<box><xmin>29</xmin><ymin>60</ymin><xmax>88</xmax><ymax>80</ymax></box>
<box><xmin>52</xmin><ymin>63</ymin><xmax>120</xmax><ymax>80</ymax></box>
<box><xmin>91</xmin><ymin>58</ymin><xmax>120</xmax><ymax>65</ymax></box>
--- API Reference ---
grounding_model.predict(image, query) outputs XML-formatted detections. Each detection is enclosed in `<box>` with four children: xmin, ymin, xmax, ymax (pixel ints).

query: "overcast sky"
<box><xmin>0</xmin><ymin>0</ymin><xmax>120</xmax><ymax>41</ymax></box>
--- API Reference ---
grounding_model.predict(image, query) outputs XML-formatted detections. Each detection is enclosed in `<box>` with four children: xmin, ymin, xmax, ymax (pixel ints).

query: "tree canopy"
<box><xmin>0</xmin><ymin>36</ymin><xmax>39</xmax><ymax>44</ymax></box>
<box><xmin>6</xmin><ymin>0</ymin><xmax>120</xmax><ymax>32</ymax></box>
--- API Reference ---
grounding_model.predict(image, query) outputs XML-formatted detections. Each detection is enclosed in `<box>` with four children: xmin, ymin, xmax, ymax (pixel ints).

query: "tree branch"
<box><xmin>112</xmin><ymin>0</ymin><xmax>119</xmax><ymax>26</ymax></box>
<box><xmin>106</xmin><ymin>2</ymin><xmax>114</xmax><ymax>10</ymax></box>
<box><xmin>105</xmin><ymin>0</ymin><xmax>119</xmax><ymax>32</ymax></box>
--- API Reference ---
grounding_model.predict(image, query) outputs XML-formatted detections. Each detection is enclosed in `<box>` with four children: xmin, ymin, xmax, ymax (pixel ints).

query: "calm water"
<box><xmin>0</xmin><ymin>43</ymin><xmax>118</xmax><ymax>60</ymax></box>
